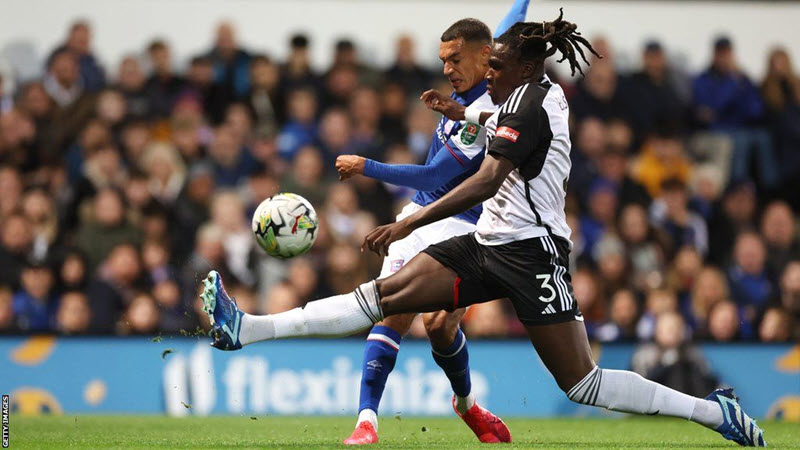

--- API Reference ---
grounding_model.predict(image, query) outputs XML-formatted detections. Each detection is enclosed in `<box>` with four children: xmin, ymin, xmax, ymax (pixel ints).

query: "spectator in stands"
<box><xmin>596</xmin><ymin>289</ymin><xmax>639</xmax><ymax>342</ymax></box>
<box><xmin>593</xmin><ymin>233</ymin><xmax>629</xmax><ymax>298</ymax></box>
<box><xmin>205</xmin><ymin>21</ymin><xmax>251</xmax><ymax>99</ymax></box>
<box><xmin>140</xmin><ymin>142</ymin><xmax>186</xmax><ymax>205</ymax></box>
<box><xmin>0</xmin><ymin>213</ymin><xmax>33</xmax><ymax>289</ymax></box>
<box><xmin>276</xmin><ymin>88</ymin><xmax>318</xmax><ymax>159</ymax></box>
<box><xmin>325</xmin><ymin>243</ymin><xmax>368</xmax><ymax>294</ymax></box>
<box><xmin>379</xmin><ymin>82</ymin><xmax>409</xmax><ymax>145</ymax></box>
<box><xmin>689</xmin><ymin>267</ymin><xmax>730</xmax><ymax>335</ymax></box>
<box><xmin>632</xmin><ymin>311</ymin><xmax>718</xmax><ymax>398</ymax></box>
<box><xmin>759</xmin><ymin>307</ymin><xmax>793</xmax><ymax>342</ymax></box>
<box><xmin>0</xmin><ymin>166</ymin><xmax>22</xmax><ymax>220</ymax></box>
<box><xmin>651</xmin><ymin>178</ymin><xmax>708</xmax><ymax>256</ymax></box>
<box><xmin>22</xmin><ymin>188</ymin><xmax>60</xmax><ymax>258</ymax></box>
<box><xmin>285</xmin><ymin>257</ymin><xmax>324</xmax><ymax>304</ymax></box>
<box><xmin>707</xmin><ymin>180</ymin><xmax>757</xmax><ymax>266</ymax></box>
<box><xmin>619</xmin><ymin>203</ymin><xmax>667</xmax><ymax>292</ymax></box>
<box><xmin>693</xmin><ymin>36</ymin><xmax>777</xmax><ymax>189</ymax></box>
<box><xmin>245</xmin><ymin>54</ymin><xmax>282</xmax><ymax>131</ymax></box>
<box><xmin>280</xmin><ymin>145</ymin><xmax>330</xmax><ymax>207</ymax></box>
<box><xmin>279</xmin><ymin>33</ymin><xmax>320</xmax><ymax>94</ymax></box>
<box><xmin>727</xmin><ymin>232</ymin><xmax>773</xmax><ymax>319</ymax></box>
<box><xmin>706</xmin><ymin>300</ymin><xmax>741</xmax><ymax>341</ymax></box>
<box><xmin>115</xmin><ymin>56</ymin><xmax>150</xmax><ymax>119</ymax></box>
<box><xmin>572</xmin><ymin>268</ymin><xmax>604</xmax><ymax>334</ymax></box>
<box><xmin>596</xmin><ymin>147</ymin><xmax>650</xmax><ymax>210</ymax></box>
<box><xmin>571</xmin><ymin>59</ymin><xmax>626</xmax><ymax>121</ymax></box>
<box><xmin>43</xmin><ymin>49</ymin><xmax>84</xmax><ymax>109</ymax></box>
<box><xmin>145</xmin><ymin>40</ymin><xmax>185</xmax><ymax>118</ymax></box>
<box><xmin>55</xmin><ymin>291</ymin><xmax>91</xmax><ymax>334</ymax></box>
<box><xmin>349</xmin><ymin>87</ymin><xmax>384</xmax><ymax>160</ymax></box>
<box><xmin>13</xmin><ymin>258</ymin><xmax>58</xmax><ymax>332</ymax></box>
<box><xmin>330</xmin><ymin>38</ymin><xmax>380</xmax><ymax>88</ymax></box>
<box><xmin>761</xmin><ymin>47</ymin><xmax>800</xmax><ymax>193</ymax></box>
<box><xmin>770</xmin><ymin>261</ymin><xmax>800</xmax><ymax>339</ymax></box>
<box><xmin>579</xmin><ymin>178</ymin><xmax>618</xmax><ymax>255</ymax></box>
<box><xmin>760</xmin><ymin>201</ymin><xmax>799</xmax><ymax>276</ymax></box>
<box><xmin>623</xmin><ymin>40</ymin><xmax>687</xmax><ymax>138</ymax></box>
<box><xmin>184</xmin><ymin>56</ymin><xmax>228</xmax><ymax>124</ymax></box>
<box><xmin>316</xmin><ymin>108</ymin><xmax>354</xmax><ymax>164</ymax></box>
<box><xmin>58</xmin><ymin>250</ymin><xmax>88</xmax><ymax>292</ymax></box>
<box><xmin>47</xmin><ymin>21</ymin><xmax>105</xmax><ymax>93</ymax></box>
<box><xmin>210</xmin><ymin>190</ymin><xmax>256</xmax><ymax>286</ymax></box>
<box><xmin>206</xmin><ymin>124</ymin><xmax>259</xmax><ymax>187</ymax></box>
<box><xmin>0</xmin><ymin>285</ymin><xmax>16</xmax><ymax>333</ymax></box>
<box><xmin>637</xmin><ymin>288</ymin><xmax>678</xmax><ymax>341</ymax></box>
<box><xmin>86</xmin><ymin>243</ymin><xmax>142</xmax><ymax>333</ymax></box>
<box><xmin>121</xmin><ymin>292</ymin><xmax>160</xmax><ymax>335</ymax></box>
<box><xmin>75</xmin><ymin>187</ymin><xmax>142</xmax><ymax>271</ymax></box>
<box><xmin>385</xmin><ymin>35</ymin><xmax>433</xmax><ymax>96</ymax></box>
<box><xmin>630</xmin><ymin>126</ymin><xmax>692</xmax><ymax>199</ymax></box>
<box><xmin>667</xmin><ymin>247</ymin><xmax>704</xmax><ymax>319</ymax></box>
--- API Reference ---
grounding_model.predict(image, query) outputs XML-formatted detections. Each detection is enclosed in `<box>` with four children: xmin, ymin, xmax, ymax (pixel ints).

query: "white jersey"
<box><xmin>475</xmin><ymin>76</ymin><xmax>572</xmax><ymax>246</ymax></box>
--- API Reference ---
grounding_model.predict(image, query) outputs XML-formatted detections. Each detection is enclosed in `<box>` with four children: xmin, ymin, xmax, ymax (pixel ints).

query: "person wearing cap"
<box><xmin>622</xmin><ymin>39</ymin><xmax>686</xmax><ymax>139</ymax></box>
<box><xmin>692</xmin><ymin>35</ymin><xmax>778</xmax><ymax>189</ymax></box>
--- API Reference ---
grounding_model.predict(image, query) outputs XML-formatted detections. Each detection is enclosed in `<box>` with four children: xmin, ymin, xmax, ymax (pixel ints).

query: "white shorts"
<box><xmin>378</xmin><ymin>202</ymin><xmax>477</xmax><ymax>279</ymax></box>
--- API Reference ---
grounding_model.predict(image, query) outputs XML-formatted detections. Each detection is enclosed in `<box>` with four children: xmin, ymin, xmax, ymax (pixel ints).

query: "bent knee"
<box><xmin>424</xmin><ymin>314</ymin><xmax>458</xmax><ymax>348</ymax></box>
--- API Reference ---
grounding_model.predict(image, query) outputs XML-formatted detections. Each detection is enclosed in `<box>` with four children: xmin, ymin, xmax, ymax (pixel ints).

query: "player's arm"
<box><xmin>364</xmin><ymin>107</ymin><xmax>538</xmax><ymax>255</ymax></box>
<box><xmin>362</xmin><ymin>153</ymin><xmax>513</xmax><ymax>254</ymax></box>
<box><xmin>336</xmin><ymin>143</ymin><xmax>479</xmax><ymax>190</ymax></box>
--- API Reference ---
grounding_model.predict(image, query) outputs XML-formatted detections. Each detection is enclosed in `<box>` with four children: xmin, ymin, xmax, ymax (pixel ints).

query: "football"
<box><xmin>252</xmin><ymin>193</ymin><xmax>319</xmax><ymax>259</ymax></box>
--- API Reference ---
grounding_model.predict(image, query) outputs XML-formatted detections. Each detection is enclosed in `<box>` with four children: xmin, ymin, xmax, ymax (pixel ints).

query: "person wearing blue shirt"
<box><xmin>333</xmin><ymin>2</ymin><xmax>529</xmax><ymax>444</ymax></box>
<box><xmin>692</xmin><ymin>36</ymin><xmax>778</xmax><ymax>189</ymax></box>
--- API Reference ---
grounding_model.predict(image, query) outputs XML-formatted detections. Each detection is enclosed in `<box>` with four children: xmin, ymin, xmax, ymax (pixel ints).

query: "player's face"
<box><xmin>486</xmin><ymin>43</ymin><xmax>526</xmax><ymax>104</ymax></box>
<box><xmin>439</xmin><ymin>38</ymin><xmax>490</xmax><ymax>94</ymax></box>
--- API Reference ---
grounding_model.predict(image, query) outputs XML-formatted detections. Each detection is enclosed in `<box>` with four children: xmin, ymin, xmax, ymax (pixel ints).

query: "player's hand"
<box><xmin>362</xmin><ymin>220</ymin><xmax>413</xmax><ymax>256</ymax></box>
<box><xmin>421</xmin><ymin>89</ymin><xmax>465</xmax><ymax>121</ymax></box>
<box><xmin>335</xmin><ymin>155</ymin><xmax>366</xmax><ymax>181</ymax></box>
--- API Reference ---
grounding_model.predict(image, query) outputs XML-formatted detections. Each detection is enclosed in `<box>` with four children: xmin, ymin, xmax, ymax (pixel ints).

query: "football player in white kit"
<box><xmin>202</xmin><ymin>9</ymin><xmax>764</xmax><ymax>448</ymax></box>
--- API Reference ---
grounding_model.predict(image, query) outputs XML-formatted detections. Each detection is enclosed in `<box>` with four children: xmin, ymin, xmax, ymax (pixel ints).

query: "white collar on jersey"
<box><xmin>539</xmin><ymin>74</ymin><xmax>552</xmax><ymax>84</ymax></box>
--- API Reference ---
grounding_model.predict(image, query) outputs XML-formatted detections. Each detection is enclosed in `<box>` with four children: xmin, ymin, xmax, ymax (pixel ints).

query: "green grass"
<box><xmin>9</xmin><ymin>416</ymin><xmax>799</xmax><ymax>449</ymax></box>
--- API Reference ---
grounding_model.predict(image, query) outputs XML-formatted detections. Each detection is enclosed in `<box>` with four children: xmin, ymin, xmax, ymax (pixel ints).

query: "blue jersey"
<box><xmin>411</xmin><ymin>81</ymin><xmax>494</xmax><ymax>224</ymax></box>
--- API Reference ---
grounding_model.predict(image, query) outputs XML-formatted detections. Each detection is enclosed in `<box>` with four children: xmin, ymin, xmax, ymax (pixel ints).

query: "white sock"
<box><xmin>454</xmin><ymin>392</ymin><xmax>476</xmax><ymax>415</ymax></box>
<box><xmin>357</xmin><ymin>408</ymin><xmax>378</xmax><ymax>430</ymax></box>
<box><xmin>238</xmin><ymin>281</ymin><xmax>383</xmax><ymax>345</ymax></box>
<box><xmin>567</xmin><ymin>367</ymin><xmax>723</xmax><ymax>429</ymax></box>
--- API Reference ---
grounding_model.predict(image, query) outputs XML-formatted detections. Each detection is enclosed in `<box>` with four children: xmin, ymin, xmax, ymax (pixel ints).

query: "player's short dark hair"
<box><xmin>440</xmin><ymin>18</ymin><xmax>492</xmax><ymax>45</ymax></box>
<box><xmin>495</xmin><ymin>9</ymin><xmax>601</xmax><ymax>76</ymax></box>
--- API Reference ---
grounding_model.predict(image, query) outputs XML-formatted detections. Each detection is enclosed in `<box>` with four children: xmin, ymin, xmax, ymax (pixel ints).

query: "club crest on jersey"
<box><xmin>460</xmin><ymin>122</ymin><xmax>481</xmax><ymax>145</ymax></box>
<box><xmin>496</xmin><ymin>126</ymin><xmax>520</xmax><ymax>142</ymax></box>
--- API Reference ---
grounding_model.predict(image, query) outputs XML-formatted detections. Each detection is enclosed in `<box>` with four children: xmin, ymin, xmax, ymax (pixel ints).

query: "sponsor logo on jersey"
<box><xmin>496</xmin><ymin>126</ymin><xmax>519</xmax><ymax>142</ymax></box>
<box><xmin>460</xmin><ymin>123</ymin><xmax>481</xmax><ymax>145</ymax></box>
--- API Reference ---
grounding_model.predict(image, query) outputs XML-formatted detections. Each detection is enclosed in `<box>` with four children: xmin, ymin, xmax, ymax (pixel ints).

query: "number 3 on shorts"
<box><xmin>536</xmin><ymin>274</ymin><xmax>556</xmax><ymax>302</ymax></box>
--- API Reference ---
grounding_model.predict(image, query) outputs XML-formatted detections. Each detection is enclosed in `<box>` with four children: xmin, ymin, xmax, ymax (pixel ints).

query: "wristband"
<box><xmin>464</xmin><ymin>103</ymin><xmax>482</xmax><ymax>124</ymax></box>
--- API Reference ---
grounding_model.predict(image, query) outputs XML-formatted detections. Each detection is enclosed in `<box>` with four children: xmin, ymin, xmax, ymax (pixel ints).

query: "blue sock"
<box><xmin>358</xmin><ymin>325</ymin><xmax>402</xmax><ymax>414</ymax></box>
<box><xmin>431</xmin><ymin>328</ymin><xmax>471</xmax><ymax>397</ymax></box>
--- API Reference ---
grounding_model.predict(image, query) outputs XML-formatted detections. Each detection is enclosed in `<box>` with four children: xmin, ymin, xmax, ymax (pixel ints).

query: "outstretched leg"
<box><xmin>526</xmin><ymin>320</ymin><xmax>766</xmax><ymax>447</ymax></box>
<box><xmin>211</xmin><ymin>253</ymin><xmax>460</xmax><ymax>348</ymax></box>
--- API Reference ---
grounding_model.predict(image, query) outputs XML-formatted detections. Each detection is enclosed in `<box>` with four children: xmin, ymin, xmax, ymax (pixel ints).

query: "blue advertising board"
<box><xmin>1</xmin><ymin>337</ymin><xmax>798</xmax><ymax>420</ymax></box>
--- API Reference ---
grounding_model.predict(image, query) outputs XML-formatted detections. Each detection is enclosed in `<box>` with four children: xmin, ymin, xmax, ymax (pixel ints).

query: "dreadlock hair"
<box><xmin>495</xmin><ymin>8</ymin><xmax>601</xmax><ymax>76</ymax></box>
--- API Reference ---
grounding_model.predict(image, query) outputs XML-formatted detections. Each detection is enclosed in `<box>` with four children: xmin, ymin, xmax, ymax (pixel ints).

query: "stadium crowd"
<box><xmin>0</xmin><ymin>21</ymin><xmax>798</xmax><ymax>346</ymax></box>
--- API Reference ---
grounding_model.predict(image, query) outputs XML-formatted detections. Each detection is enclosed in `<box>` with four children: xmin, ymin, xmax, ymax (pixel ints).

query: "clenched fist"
<box><xmin>335</xmin><ymin>155</ymin><xmax>366</xmax><ymax>180</ymax></box>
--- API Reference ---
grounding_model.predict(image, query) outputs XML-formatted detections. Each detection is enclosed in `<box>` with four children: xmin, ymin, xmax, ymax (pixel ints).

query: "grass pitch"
<box><xmin>10</xmin><ymin>416</ymin><xmax>799</xmax><ymax>449</ymax></box>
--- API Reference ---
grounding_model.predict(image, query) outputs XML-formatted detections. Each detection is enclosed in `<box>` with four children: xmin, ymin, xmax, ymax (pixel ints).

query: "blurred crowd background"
<box><xmin>0</xmin><ymin>19</ymin><xmax>798</xmax><ymax>353</ymax></box>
